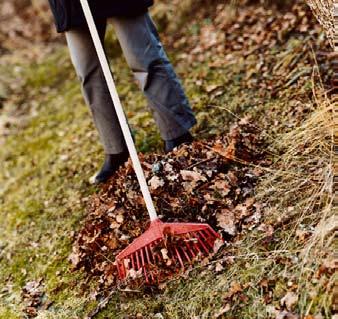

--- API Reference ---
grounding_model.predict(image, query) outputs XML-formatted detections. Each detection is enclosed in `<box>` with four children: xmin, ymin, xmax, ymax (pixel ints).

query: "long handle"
<box><xmin>79</xmin><ymin>0</ymin><xmax>158</xmax><ymax>221</ymax></box>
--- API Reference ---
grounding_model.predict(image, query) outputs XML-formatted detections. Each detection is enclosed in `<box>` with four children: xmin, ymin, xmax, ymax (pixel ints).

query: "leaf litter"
<box><xmin>70</xmin><ymin>120</ymin><xmax>266</xmax><ymax>291</ymax></box>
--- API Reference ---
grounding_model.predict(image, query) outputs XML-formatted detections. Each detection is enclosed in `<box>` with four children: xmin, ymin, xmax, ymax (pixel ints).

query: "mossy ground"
<box><xmin>0</xmin><ymin>7</ymin><xmax>332</xmax><ymax>319</ymax></box>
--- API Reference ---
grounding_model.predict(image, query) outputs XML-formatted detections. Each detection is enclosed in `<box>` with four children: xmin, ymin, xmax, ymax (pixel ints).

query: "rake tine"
<box><xmin>149</xmin><ymin>243</ymin><xmax>154</xmax><ymax>255</ymax></box>
<box><xmin>191</xmin><ymin>235</ymin><xmax>202</xmax><ymax>255</ymax></box>
<box><xmin>181</xmin><ymin>245</ymin><xmax>191</xmax><ymax>262</ymax></box>
<box><xmin>140</xmin><ymin>249</ymin><xmax>145</xmax><ymax>269</ymax></box>
<box><xmin>184</xmin><ymin>234</ymin><xmax>197</xmax><ymax>258</ymax></box>
<box><xmin>117</xmin><ymin>261</ymin><xmax>125</xmax><ymax>279</ymax></box>
<box><xmin>194</xmin><ymin>232</ymin><xmax>210</xmax><ymax>255</ymax></box>
<box><xmin>154</xmin><ymin>240</ymin><xmax>162</xmax><ymax>263</ymax></box>
<box><xmin>150</xmin><ymin>243</ymin><xmax>157</xmax><ymax>263</ymax></box>
<box><xmin>205</xmin><ymin>227</ymin><xmax>220</xmax><ymax>239</ymax></box>
<box><xmin>122</xmin><ymin>258</ymin><xmax>130</xmax><ymax>278</ymax></box>
<box><xmin>204</xmin><ymin>229</ymin><xmax>218</xmax><ymax>246</ymax></box>
<box><xmin>198</xmin><ymin>230</ymin><xmax>214</xmax><ymax>249</ymax></box>
<box><xmin>131</xmin><ymin>253</ymin><xmax>136</xmax><ymax>270</ymax></box>
<box><xmin>136</xmin><ymin>250</ymin><xmax>141</xmax><ymax>270</ymax></box>
<box><xmin>185</xmin><ymin>243</ymin><xmax>195</xmax><ymax>258</ymax></box>
<box><xmin>140</xmin><ymin>248</ymin><xmax>149</xmax><ymax>283</ymax></box>
<box><xmin>144</xmin><ymin>245</ymin><xmax>155</xmax><ymax>282</ymax></box>
<box><xmin>124</xmin><ymin>259</ymin><xmax>130</xmax><ymax>278</ymax></box>
<box><xmin>174</xmin><ymin>247</ymin><xmax>184</xmax><ymax>269</ymax></box>
<box><xmin>145</xmin><ymin>245</ymin><xmax>152</xmax><ymax>264</ymax></box>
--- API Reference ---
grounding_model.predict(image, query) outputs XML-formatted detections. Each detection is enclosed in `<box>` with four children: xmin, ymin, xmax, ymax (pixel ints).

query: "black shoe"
<box><xmin>164</xmin><ymin>132</ymin><xmax>194</xmax><ymax>153</ymax></box>
<box><xmin>93</xmin><ymin>151</ymin><xmax>129</xmax><ymax>184</ymax></box>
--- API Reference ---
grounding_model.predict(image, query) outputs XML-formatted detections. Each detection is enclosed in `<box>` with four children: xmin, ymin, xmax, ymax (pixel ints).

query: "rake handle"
<box><xmin>79</xmin><ymin>0</ymin><xmax>158</xmax><ymax>221</ymax></box>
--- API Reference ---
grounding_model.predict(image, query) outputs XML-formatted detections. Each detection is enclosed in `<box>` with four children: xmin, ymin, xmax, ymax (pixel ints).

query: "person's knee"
<box><xmin>80</xmin><ymin>64</ymin><xmax>107</xmax><ymax>108</ymax></box>
<box><xmin>79</xmin><ymin>63</ymin><xmax>102</xmax><ymax>87</ymax></box>
<box><xmin>132</xmin><ymin>58</ymin><xmax>171</xmax><ymax>92</ymax></box>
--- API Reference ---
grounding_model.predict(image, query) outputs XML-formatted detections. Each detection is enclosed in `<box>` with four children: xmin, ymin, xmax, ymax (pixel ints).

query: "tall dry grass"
<box><xmin>254</xmin><ymin>69</ymin><xmax>334</xmax><ymax>314</ymax></box>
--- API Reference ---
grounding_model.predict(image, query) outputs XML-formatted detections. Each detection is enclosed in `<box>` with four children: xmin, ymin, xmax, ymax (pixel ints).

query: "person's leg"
<box><xmin>65</xmin><ymin>20</ymin><xmax>128</xmax><ymax>183</ymax></box>
<box><xmin>110</xmin><ymin>13</ymin><xmax>197</xmax><ymax>145</ymax></box>
<box><xmin>65</xmin><ymin>20</ymin><xmax>126</xmax><ymax>155</ymax></box>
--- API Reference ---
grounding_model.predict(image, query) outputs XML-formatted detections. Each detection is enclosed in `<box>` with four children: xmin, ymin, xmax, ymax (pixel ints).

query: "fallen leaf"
<box><xmin>105</xmin><ymin>238</ymin><xmax>118</xmax><ymax>250</ymax></box>
<box><xmin>212</xmin><ymin>139</ymin><xmax>236</xmax><ymax>160</ymax></box>
<box><xmin>212</xmin><ymin>180</ymin><xmax>231</xmax><ymax>196</ymax></box>
<box><xmin>180</xmin><ymin>170</ymin><xmax>207</xmax><ymax>182</ymax></box>
<box><xmin>234</xmin><ymin>197</ymin><xmax>256</xmax><ymax>218</ymax></box>
<box><xmin>127</xmin><ymin>268</ymin><xmax>143</xmax><ymax>280</ymax></box>
<box><xmin>116</xmin><ymin>214</ymin><xmax>124</xmax><ymax>224</ymax></box>
<box><xmin>148</xmin><ymin>176</ymin><xmax>165</xmax><ymax>190</ymax></box>
<box><xmin>161</xmin><ymin>248</ymin><xmax>169</xmax><ymax>260</ymax></box>
<box><xmin>215</xmin><ymin>262</ymin><xmax>224</xmax><ymax>272</ymax></box>
<box><xmin>224</xmin><ymin>281</ymin><xmax>242</xmax><ymax>299</ymax></box>
<box><xmin>280</xmin><ymin>291</ymin><xmax>298</xmax><ymax>310</ymax></box>
<box><xmin>69</xmin><ymin>250</ymin><xmax>80</xmax><ymax>267</ymax></box>
<box><xmin>213</xmin><ymin>238</ymin><xmax>224</xmax><ymax>254</ymax></box>
<box><xmin>216</xmin><ymin>209</ymin><xmax>237</xmax><ymax>235</ymax></box>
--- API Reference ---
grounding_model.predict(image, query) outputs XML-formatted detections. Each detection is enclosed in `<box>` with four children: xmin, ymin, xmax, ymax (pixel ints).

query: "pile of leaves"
<box><xmin>70</xmin><ymin>120</ymin><xmax>266</xmax><ymax>288</ymax></box>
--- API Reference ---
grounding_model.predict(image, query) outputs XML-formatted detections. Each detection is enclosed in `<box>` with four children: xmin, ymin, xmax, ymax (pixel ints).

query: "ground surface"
<box><xmin>0</xmin><ymin>1</ymin><xmax>333</xmax><ymax>318</ymax></box>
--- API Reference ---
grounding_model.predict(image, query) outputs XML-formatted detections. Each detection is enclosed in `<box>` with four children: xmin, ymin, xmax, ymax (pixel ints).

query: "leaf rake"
<box><xmin>80</xmin><ymin>0</ymin><xmax>222</xmax><ymax>283</ymax></box>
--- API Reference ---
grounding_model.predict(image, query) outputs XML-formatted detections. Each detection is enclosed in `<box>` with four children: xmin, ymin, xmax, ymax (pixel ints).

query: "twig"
<box><xmin>85</xmin><ymin>289</ymin><xmax>117</xmax><ymax>319</ymax></box>
<box><xmin>186</xmin><ymin>157</ymin><xmax>214</xmax><ymax>170</ymax></box>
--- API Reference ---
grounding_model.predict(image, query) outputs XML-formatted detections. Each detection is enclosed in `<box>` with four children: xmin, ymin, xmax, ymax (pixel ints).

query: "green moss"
<box><xmin>0</xmin><ymin>307</ymin><xmax>21</xmax><ymax>319</ymax></box>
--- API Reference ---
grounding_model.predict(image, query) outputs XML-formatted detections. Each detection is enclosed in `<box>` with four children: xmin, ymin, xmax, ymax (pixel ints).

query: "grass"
<box><xmin>0</xmin><ymin>48</ymin><xmax>98</xmax><ymax>318</ymax></box>
<box><xmin>0</xmin><ymin>4</ymin><xmax>333</xmax><ymax>318</ymax></box>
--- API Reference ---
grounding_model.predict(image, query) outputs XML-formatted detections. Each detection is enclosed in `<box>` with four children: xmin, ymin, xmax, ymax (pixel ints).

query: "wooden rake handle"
<box><xmin>79</xmin><ymin>0</ymin><xmax>159</xmax><ymax>221</ymax></box>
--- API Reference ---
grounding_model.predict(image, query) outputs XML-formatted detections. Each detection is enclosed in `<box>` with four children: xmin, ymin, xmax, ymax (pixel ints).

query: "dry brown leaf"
<box><xmin>148</xmin><ymin>176</ymin><xmax>165</xmax><ymax>190</ymax></box>
<box><xmin>234</xmin><ymin>197</ymin><xmax>256</xmax><ymax>218</ymax></box>
<box><xmin>224</xmin><ymin>281</ymin><xmax>243</xmax><ymax>300</ymax></box>
<box><xmin>116</xmin><ymin>214</ymin><xmax>124</xmax><ymax>224</ymax></box>
<box><xmin>215</xmin><ymin>262</ymin><xmax>224</xmax><ymax>272</ymax></box>
<box><xmin>69</xmin><ymin>250</ymin><xmax>80</xmax><ymax>267</ymax></box>
<box><xmin>212</xmin><ymin>140</ymin><xmax>236</xmax><ymax>160</ymax></box>
<box><xmin>280</xmin><ymin>291</ymin><xmax>298</xmax><ymax>310</ymax></box>
<box><xmin>180</xmin><ymin>170</ymin><xmax>207</xmax><ymax>182</ymax></box>
<box><xmin>105</xmin><ymin>238</ymin><xmax>118</xmax><ymax>250</ymax></box>
<box><xmin>213</xmin><ymin>238</ymin><xmax>224</xmax><ymax>254</ymax></box>
<box><xmin>160</xmin><ymin>248</ymin><xmax>169</xmax><ymax>260</ymax></box>
<box><xmin>212</xmin><ymin>180</ymin><xmax>231</xmax><ymax>196</ymax></box>
<box><xmin>216</xmin><ymin>209</ymin><xmax>237</xmax><ymax>235</ymax></box>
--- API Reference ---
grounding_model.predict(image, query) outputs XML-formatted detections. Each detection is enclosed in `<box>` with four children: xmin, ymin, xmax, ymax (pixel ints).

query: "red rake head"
<box><xmin>116</xmin><ymin>219</ymin><xmax>222</xmax><ymax>283</ymax></box>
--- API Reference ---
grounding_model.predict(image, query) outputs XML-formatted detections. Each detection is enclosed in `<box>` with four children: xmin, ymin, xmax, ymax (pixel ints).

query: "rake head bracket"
<box><xmin>116</xmin><ymin>219</ymin><xmax>222</xmax><ymax>283</ymax></box>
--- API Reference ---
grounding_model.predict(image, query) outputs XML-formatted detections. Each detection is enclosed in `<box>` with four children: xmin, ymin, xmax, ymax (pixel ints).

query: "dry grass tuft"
<box><xmin>254</xmin><ymin>75</ymin><xmax>334</xmax><ymax>315</ymax></box>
